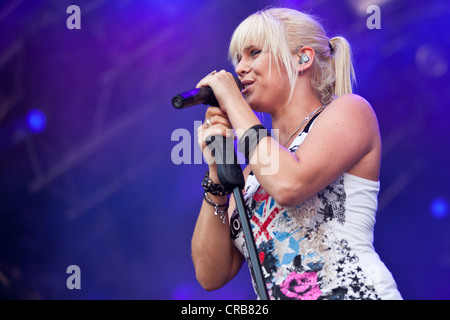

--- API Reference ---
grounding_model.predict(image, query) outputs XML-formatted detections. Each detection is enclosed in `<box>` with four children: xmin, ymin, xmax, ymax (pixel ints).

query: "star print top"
<box><xmin>230</xmin><ymin>115</ymin><xmax>402</xmax><ymax>300</ymax></box>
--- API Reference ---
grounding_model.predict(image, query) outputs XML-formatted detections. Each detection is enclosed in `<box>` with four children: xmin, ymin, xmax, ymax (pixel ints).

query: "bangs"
<box><xmin>228</xmin><ymin>10</ymin><xmax>291</xmax><ymax>68</ymax></box>
<box><xmin>228</xmin><ymin>9</ymin><xmax>299</xmax><ymax>101</ymax></box>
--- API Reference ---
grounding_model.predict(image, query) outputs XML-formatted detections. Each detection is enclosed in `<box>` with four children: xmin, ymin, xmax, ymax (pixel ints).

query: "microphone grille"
<box><xmin>172</xmin><ymin>96</ymin><xmax>184</xmax><ymax>109</ymax></box>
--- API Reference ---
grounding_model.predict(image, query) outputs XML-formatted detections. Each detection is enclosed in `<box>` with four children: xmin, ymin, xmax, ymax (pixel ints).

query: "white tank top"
<box><xmin>230</xmin><ymin>116</ymin><xmax>402</xmax><ymax>300</ymax></box>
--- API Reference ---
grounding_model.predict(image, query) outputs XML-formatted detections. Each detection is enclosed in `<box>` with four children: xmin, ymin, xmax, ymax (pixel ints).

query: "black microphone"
<box><xmin>172</xmin><ymin>76</ymin><xmax>242</xmax><ymax>109</ymax></box>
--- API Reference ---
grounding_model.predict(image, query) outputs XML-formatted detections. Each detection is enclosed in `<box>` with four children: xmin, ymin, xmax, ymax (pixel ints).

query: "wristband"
<box><xmin>238</xmin><ymin>124</ymin><xmax>271</xmax><ymax>163</ymax></box>
<box><xmin>203</xmin><ymin>192</ymin><xmax>229</xmax><ymax>224</ymax></box>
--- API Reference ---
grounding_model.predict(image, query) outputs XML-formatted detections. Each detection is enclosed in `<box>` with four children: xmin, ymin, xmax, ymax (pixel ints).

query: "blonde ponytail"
<box><xmin>329</xmin><ymin>36</ymin><xmax>356</xmax><ymax>98</ymax></box>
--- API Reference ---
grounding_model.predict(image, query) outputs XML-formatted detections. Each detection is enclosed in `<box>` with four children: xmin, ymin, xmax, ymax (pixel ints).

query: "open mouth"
<box><xmin>241</xmin><ymin>81</ymin><xmax>254</xmax><ymax>93</ymax></box>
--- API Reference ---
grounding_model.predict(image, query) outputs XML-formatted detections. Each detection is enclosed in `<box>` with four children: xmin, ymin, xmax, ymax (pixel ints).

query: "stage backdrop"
<box><xmin>0</xmin><ymin>0</ymin><xmax>449</xmax><ymax>299</ymax></box>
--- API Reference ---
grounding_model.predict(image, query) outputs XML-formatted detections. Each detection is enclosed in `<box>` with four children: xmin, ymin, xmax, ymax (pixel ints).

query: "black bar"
<box><xmin>233</xmin><ymin>187</ymin><xmax>269</xmax><ymax>300</ymax></box>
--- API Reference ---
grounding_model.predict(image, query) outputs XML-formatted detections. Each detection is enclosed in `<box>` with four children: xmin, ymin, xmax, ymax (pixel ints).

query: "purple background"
<box><xmin>0</xmin><ymin>0</ymin><xmax>449</xmax><ymax>299</ymax></box>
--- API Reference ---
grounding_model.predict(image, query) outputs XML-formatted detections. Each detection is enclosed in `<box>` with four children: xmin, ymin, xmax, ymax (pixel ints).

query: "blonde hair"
<box><xmin>228</xmin><ymin>8</ymin><xmax>356</xmax><ymax>105</ymax></box>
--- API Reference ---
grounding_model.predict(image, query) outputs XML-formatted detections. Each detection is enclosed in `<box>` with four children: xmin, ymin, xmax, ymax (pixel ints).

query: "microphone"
<box><xmin>172</xmin><ymin>76</ymin><xmax>242</xmax><ymax>109</ymax></box>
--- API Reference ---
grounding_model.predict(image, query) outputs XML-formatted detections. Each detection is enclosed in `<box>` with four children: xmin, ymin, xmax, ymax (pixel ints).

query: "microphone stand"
<box><xmin>206</xmin><ymin>135</ymin><xmax>269</xmax><ymax>300</ymax></box>
<box><xmin>172</xmin><ymin>76</ymin><xmax>268</xmax><ymax>299</ymax></box>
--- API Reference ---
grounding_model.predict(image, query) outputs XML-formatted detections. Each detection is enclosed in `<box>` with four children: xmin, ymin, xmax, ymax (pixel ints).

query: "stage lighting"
<box><xmin>26</xmin><ymin>109</ymin><xmax>47</xmax><ymax>134</ymax></box>
<box><xmin>430</xmin><ymin>198</ymin><xmax>448</xmax><ymax>219</ymax></box>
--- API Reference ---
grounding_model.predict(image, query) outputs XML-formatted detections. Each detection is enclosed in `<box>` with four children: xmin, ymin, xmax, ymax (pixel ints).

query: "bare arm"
<box><xmin>246</xmin><ymin>94</ymin><xmax>382</xmax><ymax>206</ymax></box>
<box><xmin>191</xmin><ymin>107</ymin><xmax>246</xmax><ymax>291</ymax></box>
<box><xmin>191</xmin><ymin>188</ymin><xmax>244</xmax><ymax>290</ymax></box>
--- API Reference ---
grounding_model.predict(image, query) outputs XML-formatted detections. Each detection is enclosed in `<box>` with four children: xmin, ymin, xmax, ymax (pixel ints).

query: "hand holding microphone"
<box><xmin>197</xmin><ymin>107</ymin><xmax>234</xmax><ymax>172</ymax></box>
<box><xmin>171</xmin><ymin>70</ymin><xmax>242</xmax><ymax>109</ymax></box>
<box><xmin>173</xmin><ymin>70</ymin><xmax>243</xmax><ymax>187</ymax></box>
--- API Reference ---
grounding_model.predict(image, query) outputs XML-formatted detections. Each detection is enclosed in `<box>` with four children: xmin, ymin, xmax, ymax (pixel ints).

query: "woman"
<box><xmin>191</xmin><ymin>8</ymin><xmax>402</xmax><ymax>300</ymax></box>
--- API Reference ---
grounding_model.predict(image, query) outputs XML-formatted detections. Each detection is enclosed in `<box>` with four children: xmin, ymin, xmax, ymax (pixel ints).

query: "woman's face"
<box><xmin>235</xmin><ymin>45</ymin><xmax>292</xmax><ymax>113</ymax></box>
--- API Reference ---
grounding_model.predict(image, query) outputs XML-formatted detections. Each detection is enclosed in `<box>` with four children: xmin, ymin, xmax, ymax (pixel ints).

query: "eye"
<box><xmin>251</xmin><ymin>49</ymin><xmax>261</xmax><ymax>57</ymax></box>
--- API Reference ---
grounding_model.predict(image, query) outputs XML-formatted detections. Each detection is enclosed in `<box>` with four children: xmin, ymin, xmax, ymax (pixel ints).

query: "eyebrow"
<box><xmin>244</xmin><ymin>45</ymin><xmax>257</xmax><ymax>51</ymax></box>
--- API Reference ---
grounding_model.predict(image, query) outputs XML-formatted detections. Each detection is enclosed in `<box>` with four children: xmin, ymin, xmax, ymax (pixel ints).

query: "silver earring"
<box><xmin>299</xmin><ymin>54</ymin><xmax>309</xmax><ymax>65</ymax></box>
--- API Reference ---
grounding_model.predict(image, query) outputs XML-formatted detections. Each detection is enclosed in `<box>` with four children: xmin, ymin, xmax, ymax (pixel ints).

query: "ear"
<box><xmin>296</xmin><ymin>46</ymin><xmax>315</xmax><ymax>73</ymax></box>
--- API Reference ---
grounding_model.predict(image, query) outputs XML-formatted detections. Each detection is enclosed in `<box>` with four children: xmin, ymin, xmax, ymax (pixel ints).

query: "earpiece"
<box><xmin>299</xmin><ymin>53</ymin><xmax>310</xmax><ymax>65</ymax></box>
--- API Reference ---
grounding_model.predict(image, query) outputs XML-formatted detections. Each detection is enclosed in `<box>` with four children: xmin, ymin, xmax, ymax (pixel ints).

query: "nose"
<box><xmin>235</xmin><ymin>58</ymin><xmax>250</xmax><ymax>78</ymax></box>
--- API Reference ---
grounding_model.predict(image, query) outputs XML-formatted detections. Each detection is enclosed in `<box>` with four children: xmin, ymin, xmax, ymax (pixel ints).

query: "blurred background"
<box><xmin>0</xmin><ymin>0</ymin><xmax>449</xmax><ymax>300</ymax></box>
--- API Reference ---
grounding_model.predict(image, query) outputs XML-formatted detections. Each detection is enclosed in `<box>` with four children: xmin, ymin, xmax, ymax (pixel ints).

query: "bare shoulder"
<box><xmin>325</xmin><ymin>94</ymin><xmax>378</xmax><ymax>124</ymax></box>
<box><xmin>314</xmin><ymin>94</ymin><xmax>379</xmax><ymax>136</ymax></box>
<box><xmin>296</xmin><ymin>95</ymin><xmax>381</xmax><ymax>183</ymax></box>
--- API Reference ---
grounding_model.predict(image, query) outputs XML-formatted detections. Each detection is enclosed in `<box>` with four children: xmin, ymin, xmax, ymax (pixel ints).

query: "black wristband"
<box><xmin>238</xmin><ymin>124</ymin><xmax>271</xmax><ymax>163</ymax></box>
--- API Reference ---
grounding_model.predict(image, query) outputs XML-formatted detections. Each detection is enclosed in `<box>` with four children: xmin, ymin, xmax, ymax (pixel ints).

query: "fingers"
<box><xmin>198</xmin><ymin>125</ymin><xmax>232</xmax><ymax>145</ymax></box>
<box><xmin>196</xmin><ymin>70</ymin><xmax>216</xmax><ymax>89</ymax></box>
<box><xmin>204</xmin><ymin>106</ymin><xmax>229</xmax><ymax>122</ymax></box>
<box><xmin>196</xmin><ymin>69</ymin><xmax>243</xmax><ymax>113</ymax></box>
<box><xmin>205</xmin><ymin>114</ymin><xmax>231</xmax><ymax>129</ymax></box>
<box><xmin>196</xmin><ymin>69</ymin><xmax>233</xmax><ymax>89</ymax></box>
<box><xmin>197</xmin><ymin>123</ymin><xmax>234</xmax><ymax>166</ymax></box>
<box><xmin>203</xmin><ymin>107</ymin><xmax>231</xmax><ymax>135</ymax></box>
<box><xmin>204</xmin><ymin>107</ymin><xmax>232</xmax><ymax>134</ymax></box>
<box><xmin>197</xmin><ymin>116</ymin><xmax>233</xmax><ymax>143</ymax></box>
<box><xmin>197</xmin><ymin>107</ymin><xmax>235</xmax><ymax>153</ymax></box>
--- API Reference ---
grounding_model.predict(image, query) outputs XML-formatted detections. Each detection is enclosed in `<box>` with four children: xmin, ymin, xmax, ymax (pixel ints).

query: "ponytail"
<box><xmin>329</xmin><ymin>36</ymin><xmax>356</xmax><ymax>97</ymax></box>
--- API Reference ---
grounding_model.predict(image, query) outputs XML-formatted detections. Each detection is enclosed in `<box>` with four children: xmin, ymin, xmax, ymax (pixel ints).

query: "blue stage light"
<box><xmin>26</xmin><ymin>109</ymin><xmax>47</xmax><ymax>133</ymax></box>
<box><xmin>430</xmin><ymin>198</ymin><xmax>448</xmax><ymax>219</ymax></box>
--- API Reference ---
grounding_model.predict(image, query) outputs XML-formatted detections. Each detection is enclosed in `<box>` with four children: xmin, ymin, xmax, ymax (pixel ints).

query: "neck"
<box><xmin>271</xmin><ymin>87</ymin><xmax>323</xmax><ymax>146</ymax></box>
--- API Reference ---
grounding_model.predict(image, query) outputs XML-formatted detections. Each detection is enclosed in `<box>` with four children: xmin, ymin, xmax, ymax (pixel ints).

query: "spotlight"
<box><xmin>26</xmin><ymin>109</ymin><xmax>47</xmax><ymax>134</ymax></box>
<box><xmin>430</xmin><ymin>198</ymin><xmax>448</xmax><ymax>219</ymax></box>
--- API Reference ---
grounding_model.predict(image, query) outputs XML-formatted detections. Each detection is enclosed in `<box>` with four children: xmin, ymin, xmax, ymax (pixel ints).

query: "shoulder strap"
<box><xmin>249</xmin><ymin>111</ymin><xmax>324</xmax><ymax>176</ymax></box>
<box><xmin>303</xmin><ymin>111</ymin><xmax>323</xmax><ymax>133</ymax></box>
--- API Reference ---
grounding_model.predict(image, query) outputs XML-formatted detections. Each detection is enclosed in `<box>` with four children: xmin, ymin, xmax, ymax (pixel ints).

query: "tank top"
<box><xmin>230</xmin><ymin>114</ymin><xmax>402</xmax><ymax>300</ymax></box>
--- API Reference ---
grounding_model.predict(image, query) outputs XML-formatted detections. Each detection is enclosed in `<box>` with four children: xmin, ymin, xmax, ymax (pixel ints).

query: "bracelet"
<box><xmin>202</xmin><ymin>171</ymin><xmax>231</xmax><ymax>196</ymax></box>
<box><xmin>238</xmin><ymin>124</ymin><xmax>271</xmax><ymax>163</ymax></box>
<box><xmin>203</xmin><ymin>192</ymin><xmax>229</xmax><ymax>224</ymax></box>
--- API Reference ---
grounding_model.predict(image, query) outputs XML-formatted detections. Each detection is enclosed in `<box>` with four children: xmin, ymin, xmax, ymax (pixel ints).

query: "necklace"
<box><xmin>282</xmin><ymin>105</ymin><xmax>326</xmax><ymax>147</ymax></box>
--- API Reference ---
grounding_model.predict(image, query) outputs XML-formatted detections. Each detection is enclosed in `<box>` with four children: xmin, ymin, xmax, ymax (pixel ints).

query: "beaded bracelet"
<box><xmin>202</xmin><ymin>171</ymin><xmax>231</xmax><ymax>196</ymax></box>
<box><xmin>203</xmin><ymin>192</ymin><xmax>228</xmax><ymax>224</ymax></box>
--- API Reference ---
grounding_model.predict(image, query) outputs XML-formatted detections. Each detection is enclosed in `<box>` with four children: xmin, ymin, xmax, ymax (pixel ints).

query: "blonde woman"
<box><xmin>192</xmin><ymin>8</ymin><xmax>402</xmax><ymax>300</ymax></box>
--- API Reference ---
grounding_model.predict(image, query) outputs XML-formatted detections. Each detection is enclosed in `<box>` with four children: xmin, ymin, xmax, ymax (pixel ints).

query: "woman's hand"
<box><xmin>196</xmin><ymin>70</ymin><xmax>244</xmax><ymax>113</ymax></box>
<box><xmin>197</xmin><ymin>106</ymin><xmax>235</xmax><ymax>175</ymax></box>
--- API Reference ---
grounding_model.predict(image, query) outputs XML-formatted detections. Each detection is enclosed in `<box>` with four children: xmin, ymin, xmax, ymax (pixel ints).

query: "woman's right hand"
<box><xmin>193</xmin><ymin>109</ymin><xmax>244</xmax><ymax>292</ymax></box>
<box><xmin>197</xmin><ymin>107</ymin><xmax>234</xmax><ymax>176</ymax></box>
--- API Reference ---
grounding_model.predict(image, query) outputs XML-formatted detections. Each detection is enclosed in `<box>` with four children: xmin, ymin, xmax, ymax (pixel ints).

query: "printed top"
<box><xmin>230</xmin><ymin>117</ymin><xmax>402</xmax><ymax>300</ymax></box>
